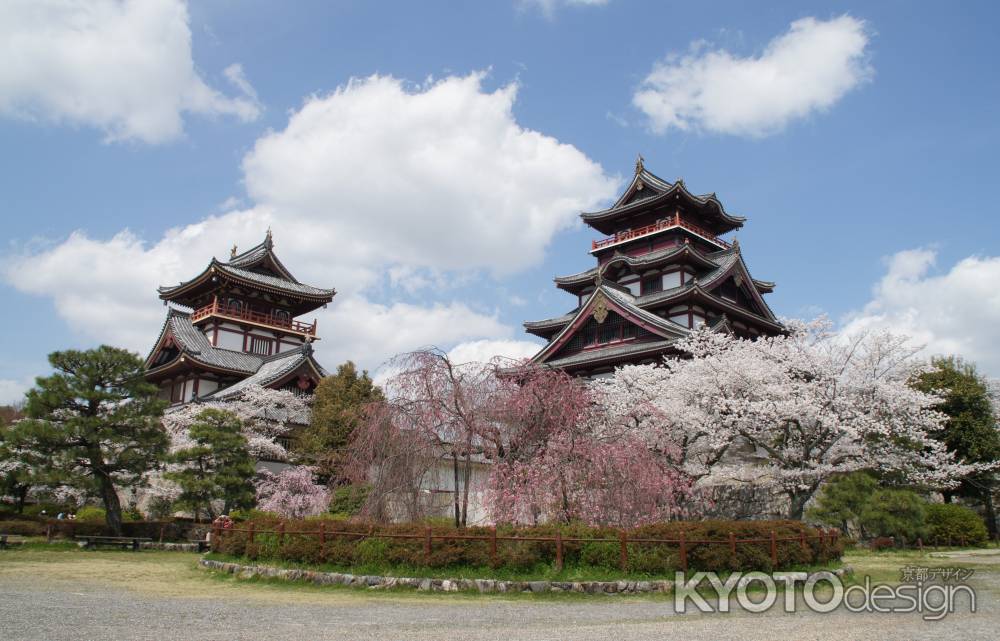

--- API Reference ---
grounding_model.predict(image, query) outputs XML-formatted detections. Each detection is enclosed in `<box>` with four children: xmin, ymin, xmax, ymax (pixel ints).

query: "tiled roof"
<box><xmin>164</xmin><ymin>310</ymin><xmax>263</xmax><ymax>373</ymax></box>
<box><xmin>217</xmin><ymin>264</ymin><xmax>334</xmax><ymax>298</ymax></box>
<box><xmin>205</xmin><ymin>348</ymin><xmax>319</xmax><ymax>400</ymax></box>
<box><xmin>524</xmin><ymin>310</ymin><xmax>577</xmax><ymax>331</ymax></box>
<box><xmin>554</xmin><ymin>244</ymin><xmax>720</xmax><ymax>287</ymax></box>
<box><xmin>581</xmin><ymin>169</ymin><xmax>745</xmax><ymax>228</ymax></box>
<box><xmin>543</xmin><ymin>339</ymin><xmax>679</xmax><ymax>369</ymax></box>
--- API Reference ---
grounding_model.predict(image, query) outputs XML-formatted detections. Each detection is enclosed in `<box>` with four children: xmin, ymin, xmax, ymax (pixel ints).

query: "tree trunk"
<box><xmin>15</xmin><ymin>485</ymin><xmax>28</xmax><ymax>513</ymax></box>
<box><xmin>983</xmin><ymin>491</ymin><xmax>998</xmax><ymax>540</ymax></box>
<box><xmin>451</xmin><ymin>452</ymin><xmax>461</xmax><ymax>528</ymax></box>
<box><xmin>460</xmin><ymin>451</ymin><xmax>472</xmax><ymax>528</ymax></box>
<box><xmin>787</xmin><ymin>491</ymin><xmax>811</xmax><ymax>521</ymax></box>
<box><xmin>97</xmin><ymin>472</ymin><xmax>124</xmax><ymax>536</ymax></box>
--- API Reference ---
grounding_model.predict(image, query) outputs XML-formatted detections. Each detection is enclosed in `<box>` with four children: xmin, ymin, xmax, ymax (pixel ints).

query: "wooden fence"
<box><xmin>212</xmin><ymin>522</ymin><xmax>840</xmax><ymax>574</ymax></box>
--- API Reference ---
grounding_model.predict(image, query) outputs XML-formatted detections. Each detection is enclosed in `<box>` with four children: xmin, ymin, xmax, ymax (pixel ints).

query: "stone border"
<box><xmin>141</xmin><ymin>542</ymin><xmax>202</xmax><ymax>552</ymax></box>
<box><xmin>199</xmin><ymin>558</ymin><xmax>674</xmax><ymax>594</ymax></box>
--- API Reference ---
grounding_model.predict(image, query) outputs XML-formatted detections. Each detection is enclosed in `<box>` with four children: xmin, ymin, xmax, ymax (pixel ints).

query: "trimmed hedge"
<box><xmin>0</xmin><ymin>516</ymin><xmax>189</xmax><ymax>541</ymax></box>
<box><xmin>925</xmin><ymin>504</ymin><xmax>989</xmax><ymax>547</ymax></box>
<box><xmin>214</xmin><ymin>518</ymin><xmax>842</xmax><ymax>574</ymax></box>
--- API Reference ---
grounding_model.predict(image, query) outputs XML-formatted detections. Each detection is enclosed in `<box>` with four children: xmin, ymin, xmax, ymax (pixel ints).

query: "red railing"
<box><xmin>191</xmin><ymin>300</ymin><xmax>317</xmax><ymax>336</ymax></box>
<box><xmin>212</xmin><ymin>522</ymin><xmax>840</xmax><ymax>575</ymax></box>
<box><xmin>591</xmin><ymin>213</ymin><xmax>731</xmax><ymax>251</ymax></box>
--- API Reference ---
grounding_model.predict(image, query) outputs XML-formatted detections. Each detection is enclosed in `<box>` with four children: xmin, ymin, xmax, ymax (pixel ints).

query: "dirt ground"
<box><xmin>1</xmin><ymin>546</ymin><xmax>998</xmax><ymax>641</ymax></box>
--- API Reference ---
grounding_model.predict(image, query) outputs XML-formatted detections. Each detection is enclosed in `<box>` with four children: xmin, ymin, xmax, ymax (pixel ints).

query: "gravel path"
<box><xmin>2</xmin><ymin>552</ymin><xmax>999</xmax><ymax>641</ymax></box>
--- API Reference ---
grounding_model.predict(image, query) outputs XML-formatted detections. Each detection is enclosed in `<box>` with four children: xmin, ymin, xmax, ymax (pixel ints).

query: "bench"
<box><xmin>0</xmin><ymin>534</ymin><xmax>27</xmax><ymax>550</ymax></box>
<box><xmin>75</xmin><ymin>535</ymin><xmax>152</xmax><ymax>551</ymax></box>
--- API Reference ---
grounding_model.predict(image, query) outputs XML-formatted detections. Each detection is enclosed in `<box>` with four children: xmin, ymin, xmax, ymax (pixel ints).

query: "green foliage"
<box><xmin>212</xmin><ymin>518</ymin><xmax>842</xmax><ymax>576</ymax></box>
<box><xmin>295</xmin><ymin>362</ymin><xmax>382</xmax><ymax>478</ymax></box>
<box><xmin>75</xmin><ymin>506</ymin><xmax>107</xmax><ymax>522</ymax></box>
<box><xmin>3</xmin><ymin>346</ymin><xmax>167</xmax><ymax>535</ymax></box>
<box><xmin>328</xmin><ymin>483</ymin><xmax>370</xmax><ymax>518</ymax></box>
<box><xmin>925</xmin><ymin>503</ymin><xmax>988</xmax><ymax>546</ymax></box>
<box><xmin>859</xmin><ymin>489</ymin><xmax>927</xmax><ymax>543</ymax></box>
<box><xmin>165</xmin><ymin>408</ymin><xmax>256</xmax><ymax>520</ymax></box>
<box><xmin>807</xmin><ymin>471</ymin><xmax>879</xmax><ymax>533</ymax></box>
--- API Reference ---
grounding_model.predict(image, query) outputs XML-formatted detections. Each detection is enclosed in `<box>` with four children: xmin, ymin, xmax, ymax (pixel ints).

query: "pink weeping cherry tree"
<box><xmin>255</xmin><ymin>466</ymin><xmax>329</xmax><ymax>519</ymax></box>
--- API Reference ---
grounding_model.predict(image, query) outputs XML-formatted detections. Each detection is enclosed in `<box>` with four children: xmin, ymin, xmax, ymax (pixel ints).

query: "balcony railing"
<box><xmin>591</xmin><ymin>213</ymin><xmax>731</xmax><ymax>252</ymax></box>
<box><xmin>191</xmin><ymin>300</ymin><xmax>317</xmax><ymax>336</ymax></box>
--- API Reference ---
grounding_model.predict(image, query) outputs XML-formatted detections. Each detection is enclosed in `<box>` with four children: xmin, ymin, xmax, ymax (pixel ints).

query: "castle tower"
<box><xmin>144</xmin><ymin>231</ymin><xmax>335</xmax><ymax>403</ymax></box>
<box><xmin>523</xmin><ymin>159</ymin><xmax>782</xmax><ymax>377</ymax></box>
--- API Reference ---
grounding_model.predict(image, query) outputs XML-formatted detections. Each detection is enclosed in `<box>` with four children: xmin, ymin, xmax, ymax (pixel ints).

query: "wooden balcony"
<box><xmin>191</xmin><ymin>300</ymin><xmax>317</xmax><ymax>336</ymax></box>
<box><xmin>591</xmin><ymin>213</ymin><xmax>731</xmax><ymax>252</ymax></box>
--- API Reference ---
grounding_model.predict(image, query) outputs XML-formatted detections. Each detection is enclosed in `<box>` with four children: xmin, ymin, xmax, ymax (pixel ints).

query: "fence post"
<box><xmin>769</xmin><ymin>530</ymin><xmax>777</xmax><ymax>568</ymax></box>
<box><xmin>917</xmin><ymin>537</ymin><xmax>923</xmax><ymax>555</ymax></box>
<box><xmin>619</xmin><ymin>530</ymin><xmax>628</xmax><ymax>572</ymax></box>
<box><xmin>159</xmin><ymin>524</ymin><xmax>165</xmax><ymax>544</ymax></box>
<box><xmin>318</xmin><ymin>522</ymin><xmax>325</xmax><ymax>546</ymax></box>
<box><xmin>46</xmin><ymin>524</ymin><xmax>52</xmax><ymax>543</ymax></box>
<box><xmin>211</xmin><ymin>523</ymin><xmax>221</xmax><ymax>552</ymax></box>
<box><xmin>799</xmin><ymin>531</ymin><xmax>808</xmax><ymax>554</ymax></box>
<box><xmin>247</xmin><ymin>522</ymin><xmax>255</xmax><ymax>544</ymax></box>
<box><xmin>679</xmin><ymin>530</ymin><xmax>688</xmax><ymax>576</ymax></box>
<box><xmin>278</xmin><ymin>521</ymin><xmax>285</xmax><ymax>546</ymax></box>
<box><xmin>490</xmin><ymin>526</ymin><xmax>497</xmax><ymax>566</ymax></box>
<box><xmin>729</xmin><ymin>532</ymin><xmax>736</xmax><ymax>557</ymax></box>
<box><xmin>425</xmin><ymin>527</ymin><xmax>432</xmax><ymax>565</ymax></box>
<box><xmin>555</xmin><ymin>530</ymin><xmax>563</xmax><ymax>572</ymax></box>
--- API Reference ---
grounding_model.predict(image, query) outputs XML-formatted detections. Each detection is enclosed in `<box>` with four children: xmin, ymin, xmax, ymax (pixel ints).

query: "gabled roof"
<box><xmin>581</xmin><ymin>163</ymin><xmax>745</xmax><ymax>234</ymax></box>
<box><xmin>145</xmin><ymin>308</ymin><xmax>327</xmax><ymax>400</ymax></box>
<box><xmin>205</xmin><ymin>348</ymin><xmax>325</xmax><ymax>401</ymax></box>
<box><xmin>145</xmin><ymin>308</ymin><xmax>262</xmax><ymax>375</ymax></box>
<box><xmin>529</xmin><ymin>285</ymin><xmax>690</xmax><ymax>366</ymax></box>
<box><xmin>157</xmin><ymin>233</ymin><xmax>335</xmax><ymax>303</ymax></box>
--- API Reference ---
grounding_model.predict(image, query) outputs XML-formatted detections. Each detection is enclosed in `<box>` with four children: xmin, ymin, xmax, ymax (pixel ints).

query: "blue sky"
<box><xmin>2</xmin><ymin>0</ymin><xmax>999</xmax><ymax>402</ymax></box>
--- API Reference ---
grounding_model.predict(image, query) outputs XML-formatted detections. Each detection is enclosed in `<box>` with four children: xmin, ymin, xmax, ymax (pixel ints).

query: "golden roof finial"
<box><xmin>634</xmin><ymin>153</ymin><xmax>645</xmax><ymax>175</ymax></box>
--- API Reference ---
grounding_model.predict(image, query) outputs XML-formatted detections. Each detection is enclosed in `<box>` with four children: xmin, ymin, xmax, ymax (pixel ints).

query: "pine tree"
<box><xmin>295</xmin><ymin>361</ymin><xmax>382</xmax><ymax>479</ymax></box>
<box><xmin>166</xmin><ymin>409</ymin><xmax>255</xmax><ymax>520</ymax></box>
<box><xmin>4</xmin><ymin>346</ymin><xmax>167</xmax><ymax>534</ymax></box>
<box><xmin>913</xmin><ymin>356</ymin><xmax>1000</xmax><ymax>537</ymax></box>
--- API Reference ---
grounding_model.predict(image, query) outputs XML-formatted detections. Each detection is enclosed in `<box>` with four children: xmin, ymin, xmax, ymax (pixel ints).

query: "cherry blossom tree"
<box><xmin>598</xmin><ymin>320</ymin><xmax>988</xmax><ymax>519</ymax></box>
<box><xmin>160</xmin><ymin>384</ymin><xmax>310</xmax><ymax>463</ymax></box>
<box><xmin>255</xmin><ymin>466</ymin><xmax>329</xmax><ymax>519</ymax></box>
<box><xmin>484</xmin><ymin>364</ymin><xmax>693</xmax><ymax>527</ymax></box>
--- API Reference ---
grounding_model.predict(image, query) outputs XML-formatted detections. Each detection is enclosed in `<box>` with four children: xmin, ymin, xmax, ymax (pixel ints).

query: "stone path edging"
<box><xmin>198</xmin><ymin>558</ymin><xmax>675</xmax><ymax>594</ymax></box>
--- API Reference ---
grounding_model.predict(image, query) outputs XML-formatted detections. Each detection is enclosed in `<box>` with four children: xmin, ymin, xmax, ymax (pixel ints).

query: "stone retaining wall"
<box><xmin>199</xmin><ymin>559</ymin><xmax>674</xmax><ymax>594</ymax></box>
<box><xmin>141</xmin><ymin>542</ymin><xmax>202</xmax><ymax>552</ymax></box>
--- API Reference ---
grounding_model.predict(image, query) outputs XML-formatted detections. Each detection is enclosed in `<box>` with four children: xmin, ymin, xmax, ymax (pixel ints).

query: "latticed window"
<box><xmin>563</xmin><ymin>312</ymin><xmax>643</xmax><ymax>353</ymax></box>
<box><xmin>248</xmin><ymin>335</ymin><xmax>272</xmax><ymax>355</ymax></box>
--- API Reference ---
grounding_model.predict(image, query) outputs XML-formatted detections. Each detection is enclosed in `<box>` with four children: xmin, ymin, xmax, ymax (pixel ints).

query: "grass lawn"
<box><xmin>2</xmin><ymin>541</ymin><xmax>998</xmax><ymax>605</ymax></box>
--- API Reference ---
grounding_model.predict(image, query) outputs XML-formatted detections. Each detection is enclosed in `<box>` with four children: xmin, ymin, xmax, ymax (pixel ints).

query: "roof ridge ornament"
<box><xmin>634</xmin><ymin>154</ymin><xmax>644</xmax><ymax>175</ymax></box>
<box><xmin>230</xmin><ymin>244</ymin><xmax>238</xmax><ymax>258</ymax></box>
<box><xmin>264</xmin><ymin>227</ymin><xmax>274</xmax><ymax>249</ymax></box>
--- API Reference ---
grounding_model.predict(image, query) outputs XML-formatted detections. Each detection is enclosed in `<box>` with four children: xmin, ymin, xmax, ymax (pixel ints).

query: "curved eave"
<box><xmin>752</xmin><ymin>278</ymin><xmax>776</xmax><ymax>293</ymax></box>
<box><xmin>524</xmin><ymin>312</ymin><xmax>575</xmax><ymax>338</ymax></box>
<box><xmin>581</xmin><ymin>178</ymin><xmax>745</xmax><ymax>233</ymax></box>
<box><xmin>227</xmin><ymin>241</ymin><xmax>299</xmax><ymax>283</ymax></box>
<box><xmin>554</xmin><ymin>244</ymin><xmax>723</xmax><ymax>292</ymax></box>
<box><xmin>543</xmin><ymin>339</ymin><xmax>681</xmax><ymax>371</ymax></box>
<box><xmin>157</xmin><ymin>259</ymin><xmax>335</xmax><ymax>303</ymax></box>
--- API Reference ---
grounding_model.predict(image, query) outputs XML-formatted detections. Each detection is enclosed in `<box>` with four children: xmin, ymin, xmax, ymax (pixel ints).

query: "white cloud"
<box><xmin>3</xmin><ymin>71</ymin><xmax>612</xmax><ymax>372</ymax></box>
<box><xmin>633</xmin><ymin>15</ymin><xmax>872</xmax><ymax>137</ymax></box>
<box><xmin>521</xmin><ymin>0</ymin><xmax>609</xmax><ymax>18</ymax></box>
<box><xmin>447</xmin><ymin>339</ymin><xmax>542</xmax><ymax>365</ymax></box>
<box><xmin>841</xmin><ymin>248</ymin><xmax>1000</xmax><ymax>376</ymax></box>
<box><xmin>0</xmin><ymin>0</ymin><xmax>260</xmax><ymax>144</ymax></box>
<box><xmin>242</xmin><ymin>72</ymin><xmax>615</xmax><ymax>275</ymax></box>
<box><xmin>0</xmin><ymin>378</ymin><xmax>31</xmax><ymax>406</ymax></box>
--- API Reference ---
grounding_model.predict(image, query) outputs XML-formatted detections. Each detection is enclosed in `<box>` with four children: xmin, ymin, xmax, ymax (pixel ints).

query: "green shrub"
<box><xmin>0</xmin><ymin>519</ymin><xmax>46</xmax><ymax>536</ymax></box>
<box><xmin>580</xmin><ymin>542</ymin><xmax>619</xmax><ymax>569</ymax></box>
<box><xmin>328</xmin><ymin>484</ymin><xmax>369</xmax><ymax>519</ymax></box>
<box><xmin>859</xmin><ymin>489</ymin><xmax>927</xmax><ymax>543</ymax></box>
<box><xmin>23</xmin><ymin>503</ymin><xmax>66</xmax><ymax>518</ymax></box>
<box><xmin>216</xmin><ymin>517</ymin><xmax>841</xmax><ymax>575</ymax></box>
<box><xmin>925</xmin><ymin>503</ymin><xmax>988</xmax><ymax>546</ymax></box>
<box><xmin>75</xmin><ymin>506</ymin><xmax>107</xmax><ymax>523</ymax></box>
<box><xmin>807</xmin><ymin>471</ymin><xmax>879</xmax><ymax>533</ymax></box>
